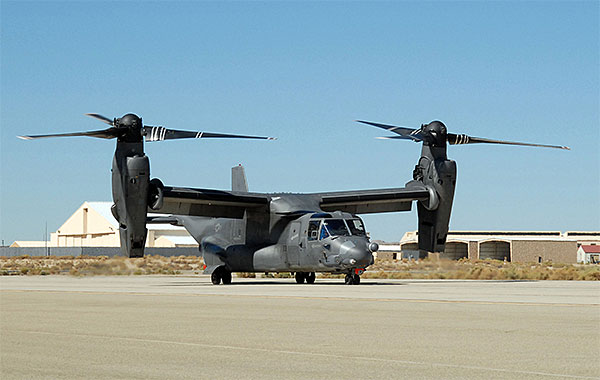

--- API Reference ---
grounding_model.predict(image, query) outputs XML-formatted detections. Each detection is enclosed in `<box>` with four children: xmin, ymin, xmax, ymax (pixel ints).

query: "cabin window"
<box><xmin>347</xmin><ymin>219</ymin><xmax>366</xmax><ymax>236</ymax></box>
<box><xmin>308</xmin><ymin>221</ymin><xmax>320</xmax><ymax>241</ymax></box>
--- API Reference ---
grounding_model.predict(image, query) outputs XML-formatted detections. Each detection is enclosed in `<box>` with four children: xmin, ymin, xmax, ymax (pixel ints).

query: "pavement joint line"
<box><xmin>12</xmin><ymin>329</ymin><xmax>599</xmax><ymax>380</ymax></box>
<box><xmin>1</xmin><ymin>289</ymin><xmax>598</xmax><ymax>307</ymax></box>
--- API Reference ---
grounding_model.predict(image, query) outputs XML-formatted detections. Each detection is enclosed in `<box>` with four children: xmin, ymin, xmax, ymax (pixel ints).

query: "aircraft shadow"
<box><xmin>158</xmin><ymin>280</ymin><xmax>407</xmax><ymax>287</ymax></box>
<box><xmin>159</xmin><ymin>278</ymin><xmax>537</xmax><ymax>287</ymax></box>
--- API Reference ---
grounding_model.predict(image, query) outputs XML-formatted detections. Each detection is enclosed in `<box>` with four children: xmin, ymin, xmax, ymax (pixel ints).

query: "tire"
<box><xmin>305</xmin><ymin>272</ymin><xmax>316</xmax><ymax>284</ymax></box>
<box><xmin>344</xmin><ymin>274</ymin><xmax>354</xmax><ymax>285</ymax></box>
<box><xmin>222</xmin><ymin>270</ymin><xmax>232</xmax><ymax>285</ymax></box>
<box><xmin>295</xmin><ymin>272</ymin><xmax>305</xmax><ymax>284</ymax></box>
<box><xmin>211</xmin><ymin>270</ymin><xmax>222</xmax><ymax>285</ymax></box>
<box><xmin>352</xmin><ymin>274</ymin><xmax>361</xmax><ymax>285</ymax></box>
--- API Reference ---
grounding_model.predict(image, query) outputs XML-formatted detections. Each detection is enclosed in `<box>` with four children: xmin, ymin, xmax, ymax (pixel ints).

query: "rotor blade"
<box><xmin>447</xmin><ymin>133</ymin><xmax>570</xmax><ymax>150</ymax></box>
<box><xmin>375</xmin><ymin>135</ymin><xmax>420</xmax><ymax>141</ymax></box>
<box><xmin>144</xmin><ymin>126</ymin><xmax>276</xmax><ymax>142</ymax></box>
<box><xmin>85</xmin><ymin>113</ymin><xmax>114</xmax><ymax>125</ymax></box>
<box><xmin>18</xmin><ymin>128</ymin><xmax>119</xmax><ymax>140</ymax></box>
<box><xmin>356</xmin><ymin>120</ymin><xmax>423</xmax><ymax>141</ymax></box>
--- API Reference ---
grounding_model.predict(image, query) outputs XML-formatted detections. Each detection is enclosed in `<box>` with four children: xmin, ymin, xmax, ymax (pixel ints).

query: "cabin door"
<box><xmin>287</xmin><ymin>221</ymin><xmax>302</xmax><ymax>267</ymax></box>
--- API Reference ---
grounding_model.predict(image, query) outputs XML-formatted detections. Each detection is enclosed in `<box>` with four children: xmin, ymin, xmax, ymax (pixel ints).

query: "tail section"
<box><xmin>232</xmin><ymin>165</ymin><xmax>249</xmax><ymax>192</ymax></box>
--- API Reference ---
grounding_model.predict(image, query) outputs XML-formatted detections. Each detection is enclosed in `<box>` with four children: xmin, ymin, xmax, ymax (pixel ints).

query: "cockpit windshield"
<box><xmin>346</xmin><ymin>219</ymin><xmax>366</xmax><ymax>236</ymax></box>
<box><xmin>320</xmin><ymin>219</ymin><xmax>350</xmax><ymax>239</ymax></box>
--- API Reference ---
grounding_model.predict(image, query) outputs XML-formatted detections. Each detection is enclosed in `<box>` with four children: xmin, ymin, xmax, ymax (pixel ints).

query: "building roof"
<box><xmin>580</xmin><ymin>245</ymin><xmax>600</xmax><ymax>253</ymax></box>
<box><xmin>399</xmin><ymin>230</ymin><xmax>590</xmax><ymax>245</ymax></box>
<box><xmin>162</xmin><ymin>236</ymin><xmax>198</xmax><ymax>246</ymax></box>
<box><xmin>86</xmin><ymin>202</ymin><xmax>119</xmax><ymax>228</ymax></box>
<box><xmin>377</xmin><ymin>244</ymin><xmax>401</xmax><ymax>251</ymax></box>
<box><xmin>10</xmin><ymin>241</ymin><xmax>49</xmax><ymax>247</ymax></box>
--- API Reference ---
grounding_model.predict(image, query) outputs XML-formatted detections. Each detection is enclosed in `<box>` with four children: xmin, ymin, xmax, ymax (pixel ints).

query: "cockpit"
<box><xmin>307</xmin><ymin>215</ymin><xmax>366</xmax><ymax>241</ymax></box>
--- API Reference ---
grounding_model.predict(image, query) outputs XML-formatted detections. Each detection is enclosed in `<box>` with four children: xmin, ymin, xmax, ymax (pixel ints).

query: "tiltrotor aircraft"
<box><xmin>19</xmin><ymin>114</ymin><xmax>568</xmax><ymax>285</ymax></box>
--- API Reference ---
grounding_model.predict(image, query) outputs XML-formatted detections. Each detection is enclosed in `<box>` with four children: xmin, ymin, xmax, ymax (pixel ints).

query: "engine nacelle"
<box><xmin>112</xmin><ymin>141</ymin><xmax>150</xmax><ymax>257</ymax></box>
<box><xmin>414</xmin><ymin>144</ymin><xmax>457</xmax><ymax>253</ymax></box>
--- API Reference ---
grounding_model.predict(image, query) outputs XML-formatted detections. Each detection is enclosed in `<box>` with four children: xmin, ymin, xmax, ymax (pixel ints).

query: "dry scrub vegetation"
<box><xmin>1</xmin><ymin>255</ymin><xmax>598</xmax><ymax>280</ymax></box>
<box><xmin>0</xmin><ymin>255</ymin><xmax>204</xmax><ymax>276</ymax></box>
<box><xmin>361</xmin><ymin>258</ymin><xmax>600</xmax><ymax>281</ymax></box>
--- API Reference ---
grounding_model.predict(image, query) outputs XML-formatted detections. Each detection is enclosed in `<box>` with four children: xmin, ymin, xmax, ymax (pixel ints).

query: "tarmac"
<box><xmin>1</xmin><ymin>276</ymin><xmax>599</xmax><ymax>379</ymax></box>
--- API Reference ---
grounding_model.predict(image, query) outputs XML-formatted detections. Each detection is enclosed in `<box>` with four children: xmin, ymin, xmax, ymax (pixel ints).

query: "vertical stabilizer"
<box><xmin>232</xmin><ymin>165</ymin><xmax>248</xmax><ymax>192</ymax></box>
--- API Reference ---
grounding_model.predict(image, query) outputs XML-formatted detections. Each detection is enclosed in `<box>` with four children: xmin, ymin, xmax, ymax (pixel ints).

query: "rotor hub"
<box><xmin>116</xmin><ymin>113</ymin><xmax>144</xmax><ymax>142</ymax></box>
<box><xmin>422</xmin><ymin>121</ymin><xmax>447</xmax><ymax>147</ymax></box>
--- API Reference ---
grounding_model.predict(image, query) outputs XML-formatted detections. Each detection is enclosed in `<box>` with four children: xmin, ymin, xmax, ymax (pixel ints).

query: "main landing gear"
<box><xmin>211</xmin><ymin>267</ymin><xmax>232</xmax><ymax>285</ymax></box>
<box><xmin>294</xmin><ymin>272</ymin><xmax>316</xmax><ymax>284</ymax></box>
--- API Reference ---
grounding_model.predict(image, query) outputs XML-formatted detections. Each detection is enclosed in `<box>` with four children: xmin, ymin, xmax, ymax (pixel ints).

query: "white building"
<box><xmin>11</xmin><ymin>202</ymin><xmax>197</xmax><ymax>248</ymax></box>
<box><xmin>577</xmin><ymin>245</ymin><xmax>600</xmax><ymax>264</ymax></box>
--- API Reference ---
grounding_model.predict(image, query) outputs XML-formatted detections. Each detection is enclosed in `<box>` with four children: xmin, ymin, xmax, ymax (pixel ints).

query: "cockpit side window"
<box><xmin>347</xmin><ymin>218</ymin><xmax>366</xmax><ymax>236</ymax></box>
<box><xmin>308</xmin><ymin>221</ymin><xmax>320</xmax><ymax>241</ymax></box>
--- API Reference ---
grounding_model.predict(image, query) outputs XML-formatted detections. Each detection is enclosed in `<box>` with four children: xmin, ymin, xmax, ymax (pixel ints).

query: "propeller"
<box><xmin>357</xmin><ymin>120</ymin><xmax>569</xmax><ymax>150</ymax></box>
<box><xmin>18</xmin><ymin>113</ymin><xmax>276</xmax><ymax>142</ymax></box>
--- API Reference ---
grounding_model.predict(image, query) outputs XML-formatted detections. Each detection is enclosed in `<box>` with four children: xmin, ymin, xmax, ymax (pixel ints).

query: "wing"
<box><xmin>150</xmin><ymin>186</ymin><xmax>269</xmax><ymax>218</ymax></box>
<box><xmin>315</xmin><ymin>183</ymin><xmax>430</xmax><ymax>214</ymax></box>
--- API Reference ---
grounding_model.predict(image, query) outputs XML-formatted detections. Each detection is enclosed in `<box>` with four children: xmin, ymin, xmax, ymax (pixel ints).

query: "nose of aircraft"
<box><xmin>338</xmin><ymin>239</ymin><xmax>373</xmax><ymax>268</ymax></box>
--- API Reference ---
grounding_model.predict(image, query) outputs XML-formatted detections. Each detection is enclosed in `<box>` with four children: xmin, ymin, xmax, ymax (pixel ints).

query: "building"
<box><xmin>578</xmin><ymin>245</ymin><xmax>600</xmax><ymax>264</ymax></box>
<box><xmin>390</xmin><ymin>230</ymin><xmax>600</xmax><ymax>263</ymax></box>
<box><xmin>566</xmin><ymin>231</ymin><xmax>600</xmax><ymax>247</ymax></box>
<box><xmin>11</xmin><ymin>202</ymin><xmax>197</xmax><ymax>248</ymax></box>
<box><xmin>371</xmin><ymin>241</ymin><xmax>401</xmax><ymax>260</ymax></box>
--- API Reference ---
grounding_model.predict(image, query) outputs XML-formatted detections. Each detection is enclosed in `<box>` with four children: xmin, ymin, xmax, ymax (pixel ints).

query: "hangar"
<box><xmin>381</xmin><ymin>230</ymin><xmax>600</xmax><ymax>264</ymax></box>
<box><xmin>11</xmin><ymin>202</ymin><xmax>197</xmax><ymax>248</ymax></box>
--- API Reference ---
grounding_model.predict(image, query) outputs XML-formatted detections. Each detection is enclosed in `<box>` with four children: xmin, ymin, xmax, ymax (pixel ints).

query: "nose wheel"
<box><xmin>344</xmin><ymin>273</ymin><xmax>361</xmax><ymax>285</ymax></box>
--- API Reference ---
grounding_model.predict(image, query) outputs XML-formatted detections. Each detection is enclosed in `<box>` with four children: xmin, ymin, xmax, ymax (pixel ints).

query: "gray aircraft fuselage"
<box><xmin>179</xmin><ymin>207</ymin><xmax>375</xmax><ymax>275</ymax></box>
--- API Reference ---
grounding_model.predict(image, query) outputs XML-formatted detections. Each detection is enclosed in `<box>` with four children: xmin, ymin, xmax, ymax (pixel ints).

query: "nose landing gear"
<box><xmin>344</xmin><ymin>273</ymin><xmax>361</xmax><ymax>285</ymax></box>
<box><xmin>344</xmin><ymin>268</ymin><xmax>364</xmax><ymax>285</ymax></box>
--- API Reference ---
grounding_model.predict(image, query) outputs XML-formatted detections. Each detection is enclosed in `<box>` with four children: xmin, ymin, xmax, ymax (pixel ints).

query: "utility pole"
<box><xmin>45</xmin><ymin>221</ymin><xmax>48</xmax><ymax>256</ymax></box>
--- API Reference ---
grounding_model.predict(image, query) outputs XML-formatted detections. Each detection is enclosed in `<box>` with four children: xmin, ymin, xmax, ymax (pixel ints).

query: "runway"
<box><xmin>1</xmin><ymin>276</ymin><xmax>599</xmax><ymax>379</ymax></box>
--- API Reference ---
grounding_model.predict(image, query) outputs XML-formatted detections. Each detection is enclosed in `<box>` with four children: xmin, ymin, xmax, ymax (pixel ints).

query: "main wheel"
<box><xmin>221</xmin><ymin>270</ymin><xmax>232</xmax><ymax>285</ymax></box>
<box><xmin>352</xmin><ymin>273</ymin><xmax>361</xmax><ymax>285</ymax></box>
<box><xmin>344</xmin><ymin>274</ymin><xmax>354</xmax><ymax>285</ymax></box>
<box><xmin>305</xmin><ymin>272</ymin><xmax>316</xmax><ymax>284</ymax></box>
<box><xmin>211</xmin><ymin>270</ymin><xmax>222</xmax><ymax>285</ymax></box>
<box><xmin>295</xmin><ymin>272</ymin><xmax>305</xmax><ymax>284</ymax></box>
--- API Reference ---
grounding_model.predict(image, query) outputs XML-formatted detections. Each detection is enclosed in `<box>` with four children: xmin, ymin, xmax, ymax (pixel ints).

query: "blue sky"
<box><xmin>1</xmin><ymin>1</ymin><xmax>598</xmax><ymax>244</ymax></box>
